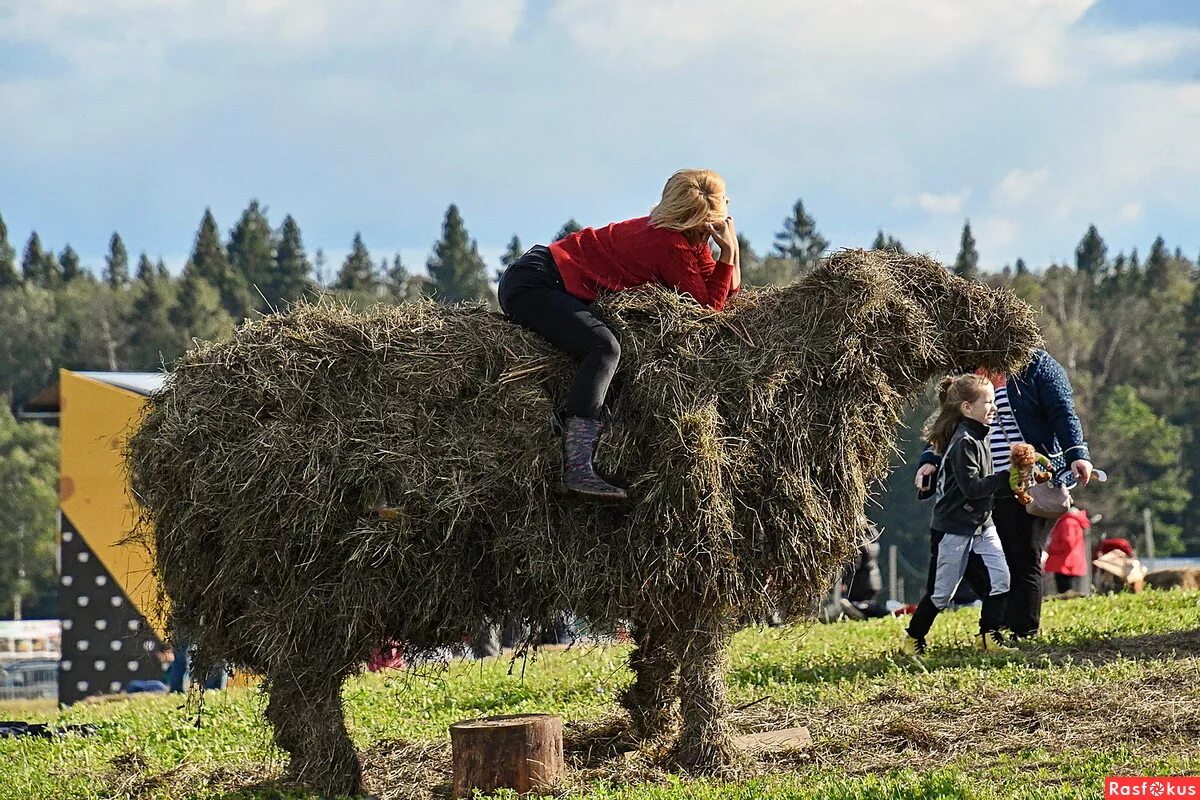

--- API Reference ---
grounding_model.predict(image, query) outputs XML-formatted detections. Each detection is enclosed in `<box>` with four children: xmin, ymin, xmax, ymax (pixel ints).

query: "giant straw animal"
<box><xmin>128</xmin><ymin>250</ymin><xmax>1042</xmax><ymax>794</ymax></box>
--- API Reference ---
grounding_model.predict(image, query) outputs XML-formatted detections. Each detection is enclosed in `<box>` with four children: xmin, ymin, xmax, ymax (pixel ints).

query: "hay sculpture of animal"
<box><xmin>127</xmin><ymin>249</ymin><xmax>1042</xmax><ymax>795</ymax></box>
<box><xmin>1009</xmin><ymin>442</ymin><xmax>1053</xmax><ymax>505</ymax></box>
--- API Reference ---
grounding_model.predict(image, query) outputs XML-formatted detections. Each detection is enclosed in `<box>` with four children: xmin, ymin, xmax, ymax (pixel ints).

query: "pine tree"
<box><xmin>1180</xmin><ymin>283</ymin><xmax>1200</xmax><ymax>552</ymax></box>
<box><xmin>21</xmin><ymin>232</ymin><xmax>47</xmax><ymax>287</ymax></box>
<box><xmin>384</xmin><ymin>253</ymin><xmax>420</xmax><ymax>303</ymax></box>
<box><xmin>1075</xmin><ymin>225</ymin><xmax>1107</xmax><ymax>276</ymax></box>
<box><xmin>313</xmin><ymin>248</ymin><xmax>328</xmax><ymax>287</ymax></box>
<box><xmin>170</xmin><ymin>271</ymin><xmax>233</xmax><ymax>348</ymax></box>
<box><xmin>1145</xmin><ymin>236</ymin><xmax>1170</xmax><ymax>292</ymax></box>
<box><xmin>553</xmin><ymin>219</ymin><xmax>582</xmax><ymax>242</ymax></box>
<box><xmin>333</xmin><ymin>233</ymin><xmax>378</xmax><ymax>293</ymax></box>
<box><xmin>1015</xmin><ymin>257</ymin><xmax>1029</xmax><ymax>276</ymax></box>
<box><xmin>40</xmin><ymin>250</ymin><xmax>61</xmax><ymax>288</ymax></box>
<box><xmin>953</xmin><ymin>220</ymin><xmax>979</xmax><ymax>280</ymax></box>
<box><xmin>0</xmin><ymin>213</ymin><xmax>18</xmax><ymax>287</ymax></box>
<box><xmin>104</xmin><ymin>233</ymin><xmax>129</xmax><ymax>288</ymax></box>
<box><xmin>501</xmin><ymin>235</ymin><xmax>523</xmax><ymax>268</ymax></box>
<box><xmin>188</xmin><ymin>209</ymin><xmax>251</xmax><ymax>320</ymax></box>
<box><xmin>735</xmin><ymin>233</ymin><xmax>763</xmax><ymax>281</ymax></box>
<box><xmin>126</xmin><ymin>255</ymin><xmax>180</xmax><ymax>369</ymax></box>
<box><xmin>135</xmin><ymin>253</ymin><xmax>156</xmax><ymax>283</ymax></box>
<box><xmin>871</xmin><ymin>230</ymin><xmax>906</xmax><ymax>254</ymax></box>
<box><xmin>227</xmin><ymin>200</ymin><xmax>276</xmax><ymax>309</ymax></box>
<box><xmin>271</xmin><ymin>215</ymin><xmax>312</xmax><ymax>306</ymax></box>
<box><xmin>773</xmin><ymin>199</ymin><xmax>827</xmax><ymax>274</ymax></box>
<box><xmin>156</xmin><ymin>258</ymin><xmax>170</xmax><ymax>281</ymax></box>
<box><xmin>497</xmin><ymin>235</ymin><xmax>524</xmax><ymax>282</ymax></box>
<box><xmin>427</xmin><ymin>205</ymin><xmax>490</xmax><ymax>304</ymax></box>
<box><xmin>59</xmin><ymin>245</ymin><xmax>83</xmax><ymax>282</ymax></box>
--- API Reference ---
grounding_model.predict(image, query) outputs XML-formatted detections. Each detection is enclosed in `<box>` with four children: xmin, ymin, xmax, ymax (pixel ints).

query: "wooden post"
<box><xmin>1143</xmin><ymin>508</ymin><xmax>1156</xmax><ymax>572</ymax></box>
<box><xmin>888</xmin><ymin>545</ymin><xmax>898</xmax><ymax>604</ymax></box>
<box><xmin>450</xmin><ymin>714</ymin><xmax>564</xmax><ymax>797</ymax></box>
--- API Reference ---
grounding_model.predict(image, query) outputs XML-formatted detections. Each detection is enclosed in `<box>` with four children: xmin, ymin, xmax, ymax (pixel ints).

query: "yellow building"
<box><xmin>27</xmin><ymin>371</ymin><xmax>169</xmax><ymax>703</ymax></box>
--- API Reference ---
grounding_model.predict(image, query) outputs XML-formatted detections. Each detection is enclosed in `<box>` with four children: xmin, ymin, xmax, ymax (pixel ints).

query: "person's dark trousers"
<box><xmin>1054</xmin><ymin>573</ymin><xmax>1082</xmax><ymax>594</ymax></box>
<box><xmin>167</xmin><ymin>644</ymin><xmax>228</xmax><ymax>692</ymax></box>
<box><xmin>994</xmin><ymin>497</ymin><xmax>1052</xmax><ymax>637</ymax></box>
<box><xmin>908</xmin><ymin>531</ymin><xmax>1008</xmax><ymax>640</ymax></box>
<box><xmin>498</xmin><ymin>246</ymin><xmax>620</xmax><ymax>421</ymax></box>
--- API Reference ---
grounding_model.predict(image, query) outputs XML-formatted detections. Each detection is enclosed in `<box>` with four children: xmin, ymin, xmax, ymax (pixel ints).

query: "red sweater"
<box><xmin>548</xmin><ymin>216</ymin><xmax>738</xmax><ymax>311</ymax></box>
<box><xmin>1045</xmin><ymin>509</ymin><xmax>1091</xmax><ymax>576</ymax></box>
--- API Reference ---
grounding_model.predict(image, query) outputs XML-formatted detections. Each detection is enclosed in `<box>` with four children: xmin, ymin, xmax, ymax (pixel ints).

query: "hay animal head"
<box><xmin>734</xmin><ymin>250</ymin><xmax>1041</xmax><ymax>398</ymax></box>
<box><xmin>856</xmin><ymin>250</ymin><xmax>1040</xmax><ymax>378</ymax></box>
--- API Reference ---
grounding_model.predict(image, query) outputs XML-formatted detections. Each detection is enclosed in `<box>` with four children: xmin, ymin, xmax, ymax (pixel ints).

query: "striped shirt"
<box><xmin>989</xmin><ymin>383</ymin><xmax>1024</xmax><ymax>471</ymax></box>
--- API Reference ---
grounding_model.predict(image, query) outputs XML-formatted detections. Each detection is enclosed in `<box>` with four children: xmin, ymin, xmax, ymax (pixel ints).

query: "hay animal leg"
<box><xmin>619</xmin><ymin>614</ymin><xmax>680</xmax><ymax>741</ymax></box>
<box><xmin>667</xmin><ymin>614</ymin><xmax>746</xmax><ymax>774</ymax></box>
<box><xmin>264</xmin><ymin>665</ymin><xmax>362</xmax><ymax>796</ymax></box>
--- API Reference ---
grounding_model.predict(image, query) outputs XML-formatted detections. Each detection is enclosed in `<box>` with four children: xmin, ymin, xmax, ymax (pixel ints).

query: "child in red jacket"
<box><xmin>1045</xmin><ymin>506</ymin><xmax>1091</xmax><ymax>593</ymax></box>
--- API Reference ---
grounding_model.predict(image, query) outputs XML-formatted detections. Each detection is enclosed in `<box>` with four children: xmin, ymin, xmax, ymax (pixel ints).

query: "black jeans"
<box><xmin>498</xmin><ymin>246</ymin><xmax>620</xmax><ymax>421</ymax></box>
<box><xmin>908</xmin><ymin>530</ymin><xmax>1007</xmax><ymax>640</ymax></box>
<box><xmin>1054</xmin><ymin>573</ymin><xmax>1082</xmax><ymax>594</ymax></box>
<box><xmin>994</xmin><ymin>497</ymin><xmax>1052</xmax><ymax>636</ymax></box>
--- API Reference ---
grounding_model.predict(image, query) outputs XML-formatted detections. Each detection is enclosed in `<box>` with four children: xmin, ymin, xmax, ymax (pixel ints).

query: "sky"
<box><xmin>1</xmin><ymin>0</ymin><xmax>1198</xmax><ymax>274</ymax></box>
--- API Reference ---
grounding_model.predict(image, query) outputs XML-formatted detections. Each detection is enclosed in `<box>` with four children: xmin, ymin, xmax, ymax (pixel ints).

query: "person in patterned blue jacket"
<box><xmin>914</xmin><ymin>349</ymin><xmax>1092</xmax><ymax>639</ymax></box>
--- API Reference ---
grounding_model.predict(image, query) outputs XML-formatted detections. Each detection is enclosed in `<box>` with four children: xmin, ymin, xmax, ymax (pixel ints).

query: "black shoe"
<box><xmin>900</xmin><ymin>631</ymin><xmax>927</xmax><ymax>655</ymax></box>
<box><xmin>975</xmin><ymin>630</ymin><xmax>1018</xmax><ymax>653</ymax></box>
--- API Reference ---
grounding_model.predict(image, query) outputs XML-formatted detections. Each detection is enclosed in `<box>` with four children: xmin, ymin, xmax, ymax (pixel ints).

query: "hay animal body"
<box><xmin>128</xmin><ymin>251</ymin><xmax>1041</xmax><ymax>795</ymax></box>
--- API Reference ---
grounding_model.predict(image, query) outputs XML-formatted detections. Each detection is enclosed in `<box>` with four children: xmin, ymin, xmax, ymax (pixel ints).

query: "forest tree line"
<box><xmin>0</xmin><ymin>198</ymin><xmax>1197</xmax><ymax>615</ymax></box>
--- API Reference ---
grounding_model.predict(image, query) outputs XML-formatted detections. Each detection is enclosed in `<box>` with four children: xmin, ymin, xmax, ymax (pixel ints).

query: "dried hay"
<box><xmin>126</xmin><ymin>249</ymin><xmax>1041</xmax><ymax>793</ymax></box>
<box><xmin>1146</xmin><ymin>568</ymin><xmax>1200</xmax><ymax>592</ymax></box>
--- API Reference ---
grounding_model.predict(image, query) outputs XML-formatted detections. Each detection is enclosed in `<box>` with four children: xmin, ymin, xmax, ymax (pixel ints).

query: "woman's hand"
<box><xmin>1071</xmin><ymin>459</ymin><xmax>1093</xmax><ymax>486</ymax></box>
<box><xmin>708</xmin><ymin>216</ymin><xmax>737</xmax><ymax>263</ymax></box>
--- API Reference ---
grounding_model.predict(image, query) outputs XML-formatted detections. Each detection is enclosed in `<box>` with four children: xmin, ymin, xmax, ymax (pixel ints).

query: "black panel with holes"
<box><xmin>57</xmin><ymin>513</ymin><xmax>167</xmax><ymax>704</ymax></box>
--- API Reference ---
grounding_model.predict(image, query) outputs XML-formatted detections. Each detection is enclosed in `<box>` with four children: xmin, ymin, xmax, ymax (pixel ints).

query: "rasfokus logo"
<box><xmin>1107</xmin><ymin>778</ymin><xmax>1200</xmax><ymax>798</ymax></box>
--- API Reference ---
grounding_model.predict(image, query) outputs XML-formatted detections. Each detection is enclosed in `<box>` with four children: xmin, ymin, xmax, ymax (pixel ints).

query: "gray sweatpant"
<box><xmin>930</xmin><ymin>525</ymin><xmax>1010</xmax><ymax>609</ymax></box>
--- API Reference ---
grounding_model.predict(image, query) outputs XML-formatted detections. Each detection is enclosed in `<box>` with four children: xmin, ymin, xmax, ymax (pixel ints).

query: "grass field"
<box><xmin>3</xmin><ymin>590</ymin><xmax>1199</xmax><ymax>800</ymax></box>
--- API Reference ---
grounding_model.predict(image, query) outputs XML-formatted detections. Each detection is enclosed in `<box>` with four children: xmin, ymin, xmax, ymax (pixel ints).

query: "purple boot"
<box><xmin>562</xmin><ymin>416</ymin><xmax>627</xmax><ymax>501</ymax></box>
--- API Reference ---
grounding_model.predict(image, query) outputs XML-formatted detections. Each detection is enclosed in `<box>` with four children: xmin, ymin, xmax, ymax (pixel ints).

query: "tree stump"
<box><xmin>449</xmin><ymin>714</ymin><xmax>564</xmax><ymax>797</ymax></box>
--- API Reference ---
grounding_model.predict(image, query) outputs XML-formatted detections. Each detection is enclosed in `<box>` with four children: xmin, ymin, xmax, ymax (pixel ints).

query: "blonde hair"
<box><xmin>649</xmin><ymin>169</ymin><xmax>728</xmax><ymax>232</ymax></box>
<box><xmin>922</xmin><ymin>374</ymin><xmax>991</xmax><ymax>454</ymax></box>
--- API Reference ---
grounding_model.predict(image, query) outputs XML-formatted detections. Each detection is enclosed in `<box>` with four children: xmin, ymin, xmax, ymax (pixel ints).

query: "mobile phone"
<box><xmin>919</xmin><ymin>472</ymin><xmax>933</xmax><ymax>492</ymax></box>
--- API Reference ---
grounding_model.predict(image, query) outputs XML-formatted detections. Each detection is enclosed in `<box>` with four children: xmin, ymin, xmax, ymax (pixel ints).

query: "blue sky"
<box><xmin>1</xmin><ymin>0</ymin><xmax>1198</xmax><ymax>274</ymax></box>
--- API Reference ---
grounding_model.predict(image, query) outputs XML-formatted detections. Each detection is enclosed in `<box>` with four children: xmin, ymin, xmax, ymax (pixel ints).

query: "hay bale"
<box><xmin>1145</xmin><ymin>568</ymin><xmax>1200</xmax><ymax>591</ymax></box>
<box><xmin>127</xmin><ymin>249</ymin><xmax>1040</xmax><ymax>794</ymax></box>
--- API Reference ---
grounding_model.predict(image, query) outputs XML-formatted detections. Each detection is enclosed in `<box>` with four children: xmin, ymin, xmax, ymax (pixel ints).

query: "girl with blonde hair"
<box><xmin>498</xmin><ymin>169</ymin><xmax>741</xmax><ymax>500</ymax></box>
<box><xmin>903</xmin><ymin>374</ymin><xmax>1016</xmax><ymax>654</ymax></box>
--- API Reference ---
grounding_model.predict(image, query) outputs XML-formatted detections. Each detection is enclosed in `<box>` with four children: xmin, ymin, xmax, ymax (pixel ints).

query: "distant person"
<box><xmin>839</xmin><ymin>522</ymin><xmax>888</xmax><ymax>620</ymax></box>
<box><xmin>496</xmin><ymin>169</ymin><xmax>742</xmax><ymax>501</ymax></box>
<box><xmin>915</xmin><ymin>350</ymin><xmax>1092</xmax><ymax>640</ymax></box>
<box><xmin>166</xmin><ymin>641</ymin><xmax>228</xmax><ymax>693</ymax></box>
<box><xmin>903</xmin><ymin>375</ymin><xmax>1015</xmax><ymax>655</ymax></box>
<box><xmin>1045</xmin><ymin>505</ymin><xmax>1091</xmax><ymax>593</ymax></box>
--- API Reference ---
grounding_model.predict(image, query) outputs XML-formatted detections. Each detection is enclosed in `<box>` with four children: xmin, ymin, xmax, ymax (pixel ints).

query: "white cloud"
<box><xmin>917</xmin><ymin>191</ymin><xmax>971</xmax><ymax>215</ymax></box>
<box><xmin>994</xmin><ymin>168</ymin><xmax>1050</xmax><ymax>205</ymax></box>
<box><xmin>2</xmin><ymin>0</ymin><xmax>1200</xmax><ymax>273</ymax></box>
<box><xmin>0</xmin><ymin>0</ymin><xmax>528</xmax><ymax>74</ymax></box>
<box><xmin>1116</xmin><ymin>201</ymin><xmax>1143</xmax><ymax>224</ymax></box>
<box><xmin>979</xmin><ymin>217</ymin><xmax>1019</xmax><ymax>248</ymax></box>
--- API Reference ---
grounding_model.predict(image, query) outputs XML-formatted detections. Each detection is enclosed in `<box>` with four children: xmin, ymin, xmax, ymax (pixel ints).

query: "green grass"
<box><xmin>3</xmin><ymin>590</ymin><xmax>1199</xmax><ymax>800</ymax></box>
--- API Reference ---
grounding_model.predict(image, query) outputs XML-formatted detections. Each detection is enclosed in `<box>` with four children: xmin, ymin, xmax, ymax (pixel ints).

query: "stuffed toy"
<box><xmin>1009</xmin><ymin>442</ymin><xmax>1052</xmax><ymax>505</ymax></box>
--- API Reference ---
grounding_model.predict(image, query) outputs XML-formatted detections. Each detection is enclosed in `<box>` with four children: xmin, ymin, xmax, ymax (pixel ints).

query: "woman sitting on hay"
<box><xmin>498</xmin><ymin>168</ymin><xmax>742</xmax><ymax>501</ymax></box>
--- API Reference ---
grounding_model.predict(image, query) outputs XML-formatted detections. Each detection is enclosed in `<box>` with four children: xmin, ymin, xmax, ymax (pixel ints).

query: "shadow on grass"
<box><xmin>728</xmin><ymin>626</ymin><xmax>1200</xmax><ymax>689</ymax></box>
